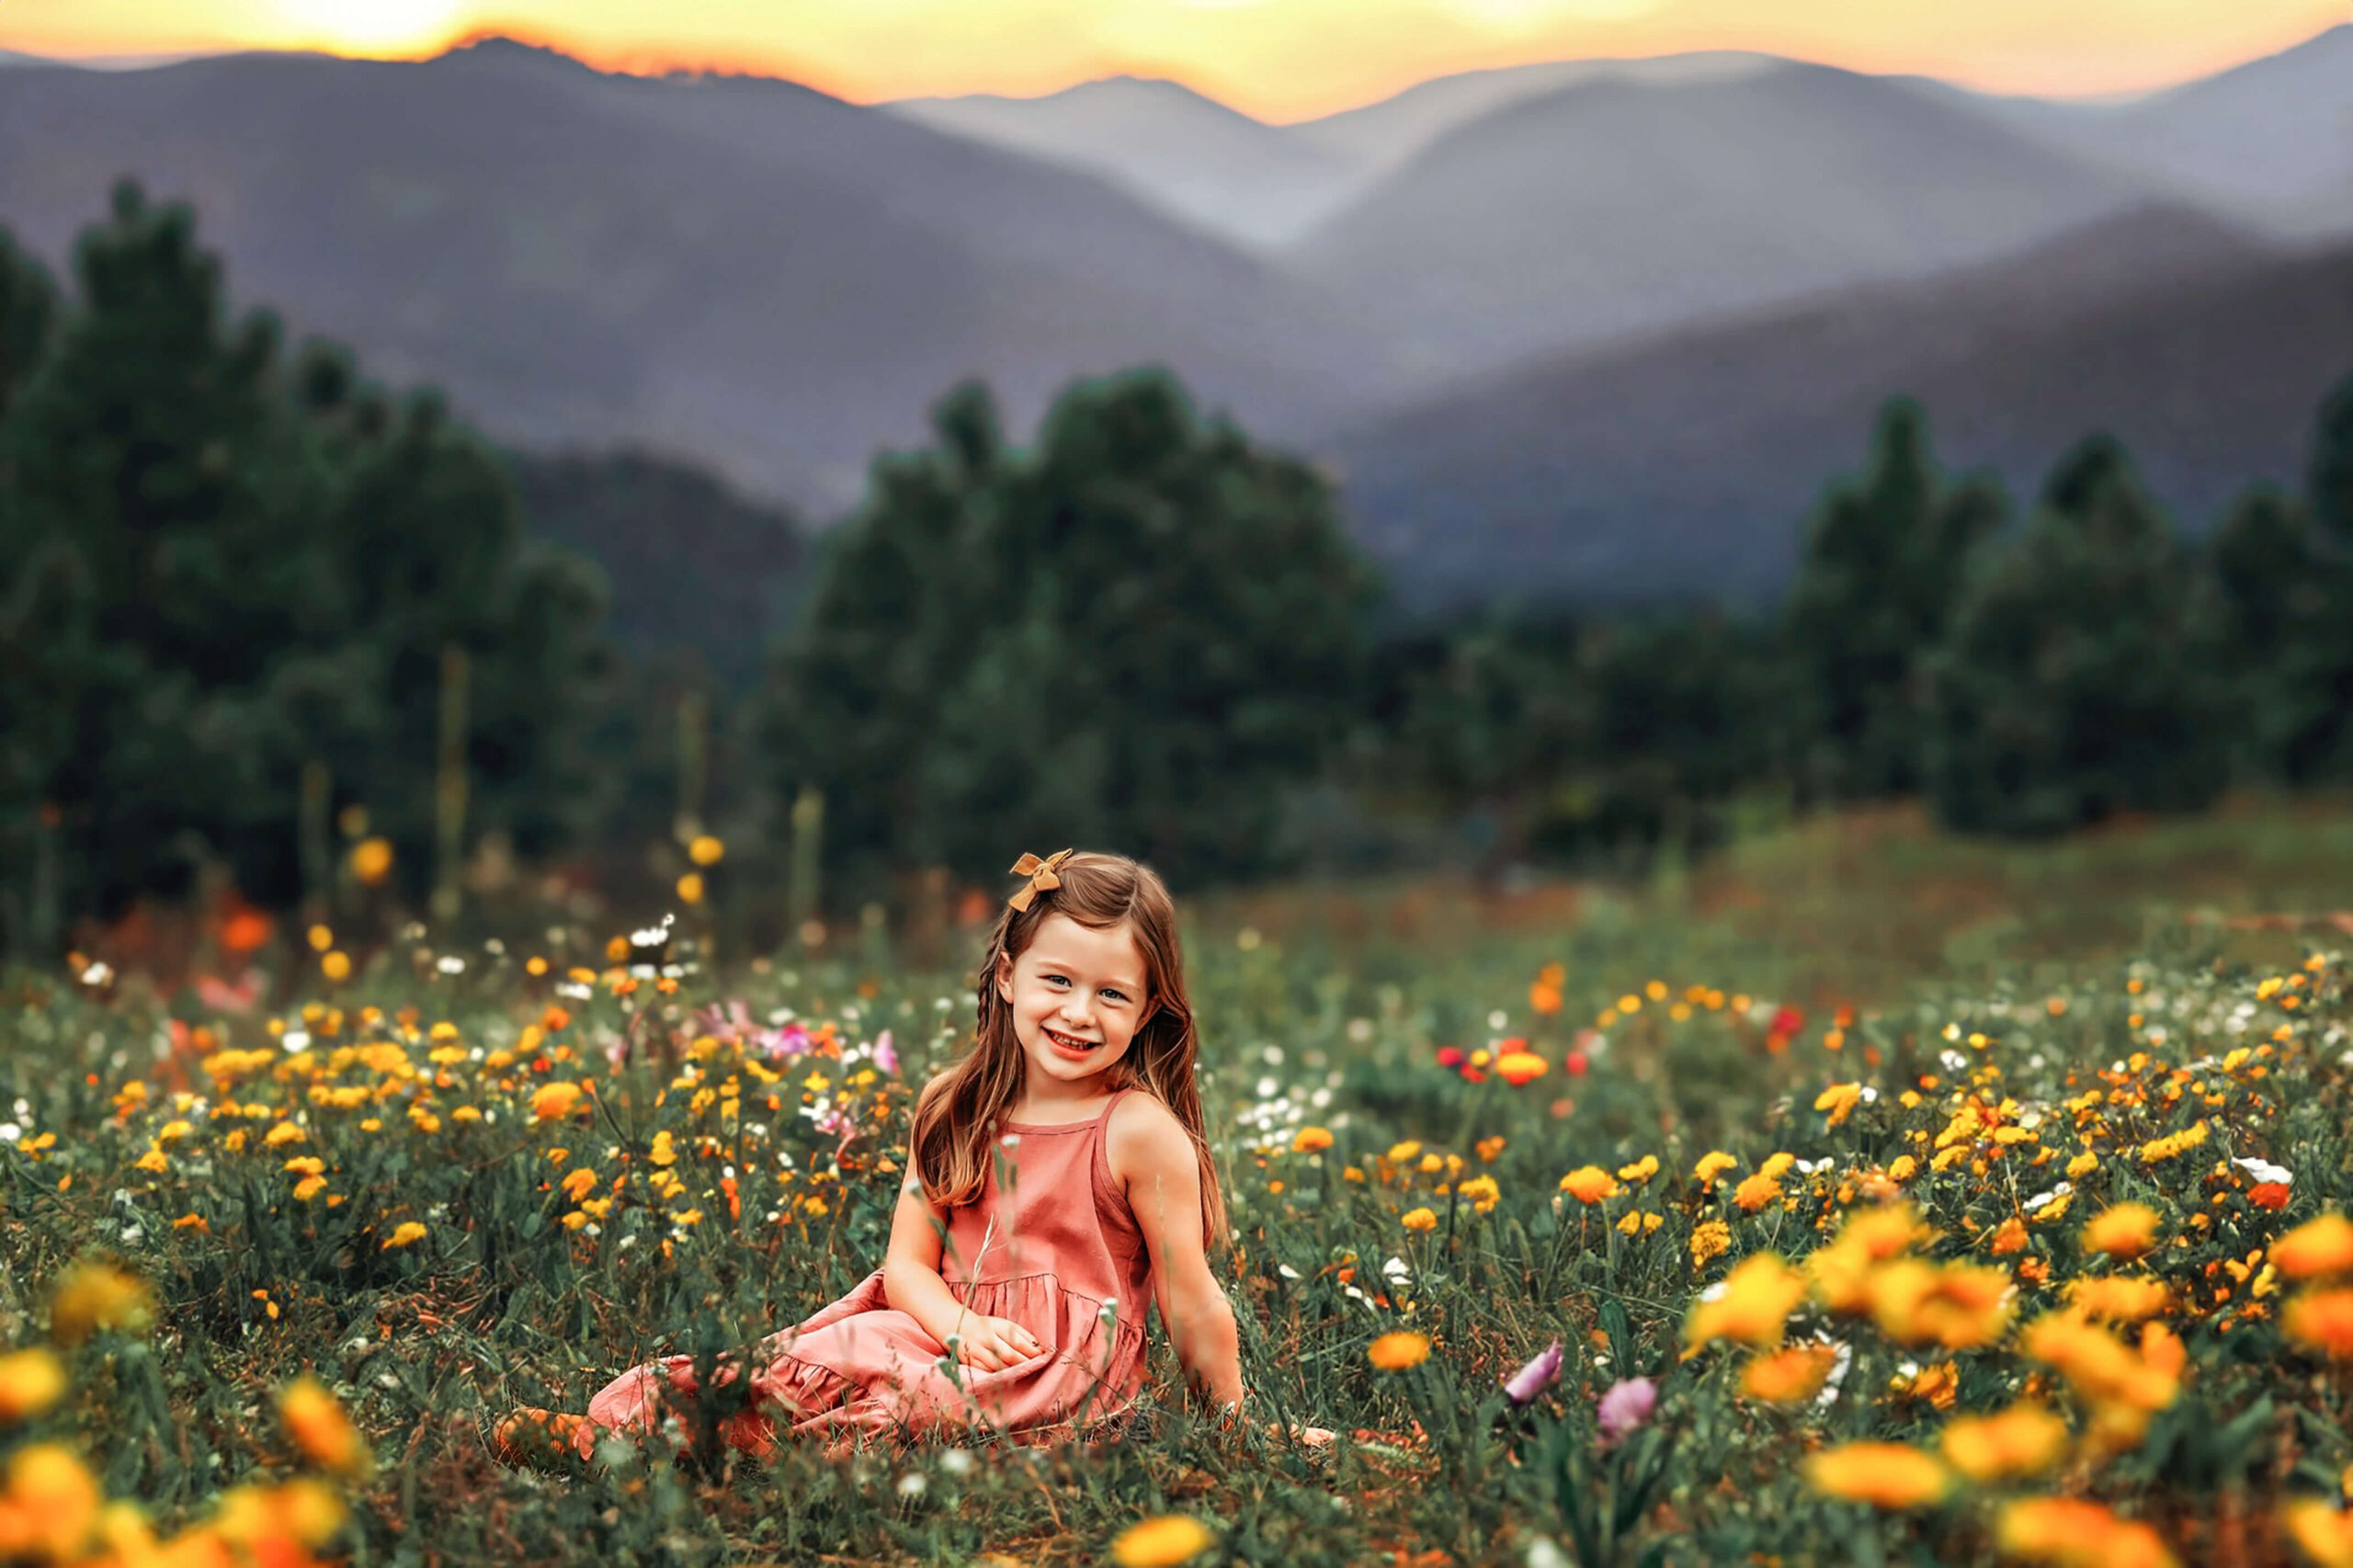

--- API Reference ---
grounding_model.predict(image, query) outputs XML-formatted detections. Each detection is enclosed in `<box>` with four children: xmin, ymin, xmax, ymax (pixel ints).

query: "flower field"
<box><xmin>9</xmin><ymin>810</ymin><xmax>2353</xmax><ymax>1564</ymax></box>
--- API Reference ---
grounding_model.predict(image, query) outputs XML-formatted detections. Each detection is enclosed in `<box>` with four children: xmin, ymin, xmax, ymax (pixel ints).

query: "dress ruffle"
<box><xmin>579</xmin><ymin>1087</ymin><xmax>1160</xmax><ymax>1459</ymax></box>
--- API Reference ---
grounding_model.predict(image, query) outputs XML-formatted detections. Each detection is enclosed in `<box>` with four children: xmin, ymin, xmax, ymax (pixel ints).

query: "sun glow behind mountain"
<box><xmin>2</xmin><ymin>0</ymin><xmax>2345</xmax><ymax>119</ymax></box>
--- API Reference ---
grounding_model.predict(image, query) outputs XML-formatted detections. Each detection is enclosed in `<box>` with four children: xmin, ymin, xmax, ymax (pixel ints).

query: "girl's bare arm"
<box><xmin>880</xmin><ymin>1146</ymin><xmax>1042</xmax><ymax>1369</ymax></box>
<box><xmin>1116</xmin><ymin>1099</ymin><xmax>1245</xmax><ymax>1410</ymax></box>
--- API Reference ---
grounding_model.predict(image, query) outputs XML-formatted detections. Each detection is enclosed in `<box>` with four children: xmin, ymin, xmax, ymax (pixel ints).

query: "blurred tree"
<box><xmin>2206</xmin><ymin>485</ymin><xmax>2353</xmax><ymax>785</ymax></box>
<box><xmin>1369</xmin><ymin>607</ymin><xmax>1792</xmax><ymax>872</ymax></box>
<box><xmin>1784</xmin><ymin>399</ymin><xmax>2005</xmax><ymax>801</ymax></box>
<box><xmin>2313</xmin><ymin>371</ymin><xmax>2353</xmax><ymax>545</ymax></box>
<box><xmin>1924</xmin><ymin>437</ymin><xmax>2230</xmax><ymax>835</ymax></box>
<box><xmin>504</xmin><ymin>448</ymin><xmax>806</xmax><ymax>688</ymax></box>
<box><xmin>0</xmin><ymin>185</ymin><xmax>616</xmax><ymax>945</ymax></box>
<box><xmin>0</xmin><ymin>229</ymin><xmax>58</xmax><ymax>419</ymax></box>
<box><xmin>766</xmin><ymin>371</ymin><xmax>1378</xmax><ymax>903</ymax></box>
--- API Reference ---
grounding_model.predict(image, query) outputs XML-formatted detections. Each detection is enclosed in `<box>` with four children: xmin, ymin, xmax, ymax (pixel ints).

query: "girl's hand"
<box><xmin>1218</xmin><ymin>1399</ymin><xmax>1336</xmax><ymax>1447</ymax></box>
<box><xmin>946</xmin><ymin>1315</ymin><xmax>1046</xmax><ymax>1372</ymax></box>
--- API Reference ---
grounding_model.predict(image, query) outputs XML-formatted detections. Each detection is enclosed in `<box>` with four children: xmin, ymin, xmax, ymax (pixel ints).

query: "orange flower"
<box><xmin>1495</xmin><ymin>1051</ymin><xmax>1550</xmax><ymax>1086</ymax></box>
<box><xmin>1685</xmin><ymin>1254</ymin><xmax>1807</xmax><ymax>1351</ymax></box>
<box><xmin>2065</xmin><ymin>1276</ymin><xmax>2172</xmax><ymax>1324</ymax></box>
<box><xmin>1939</xmin><ymin>1403</ymin><xmax>2068</xmax><ymax>1483</ymax></box>
<box><xmin>1559</xmin><ymin>1166</ymin><xmax>1619</xmax><ymax>1204</ymax></box>
<box><xmin>1813</xmin><ymin>1083</ymin><xmax>1863</xmax><ymax>1127</ymax></box>
<box><xmin>1991</xmin><ymin>1216</ymin><xmax>2029</xmax><ymax>1256</ymax></box>
<box><xmin>2251</xmin><ymin>1182</ymin><xmax>2293</xmax><ymax>1211</ymax></box>
<box><xmin>279</xmin><ymin>1376</ymin><xmax>370</xmax><ymax>1476</ymax></box>
<box><xmin>1802</xmin><ymin>1442</ymin><xmax>1950</xmax><ymax>1509</ymax></box>
<box><xmin>1112</xmin><ymin>1515</ymin><xmax>1218</xmax><ymax>1568</ymax></box>
<box><xmin>1866</xmin><ymin>1259</ymin><xmax>2015</xmax><ymax>1350</ymax></box>
<box><xmin>2273</xmin><ymin>1215</ymin><xmax>2353</xmax><ymax>1280</ymax></box>
<box><xmin>2286</xmin><ymin>1288</ymin><xmax>2353</xmax><ymax>1359</ymax></box>
<box><xmin>2282</xmin><ymin>1498</ymin><xmax>2353</xmax><ymax>1568</ymax></box>
<box><xmin>1290</xmin><ymin>1126</ymin><xmax>1335</xmax><ymax>1153</ymax></box>
<box><xmin>1733</xmin><ymin>1172</ymin><xmax>1782</xmax><ymax>1213</ymax></box>
<box><xmin>1367</xmin><ymin>1332</ymin><xmax>1431</xmax><ymax>1371</ymax></box>
<box><xmin>1740</xmin><ymin>1344</ymin><xmax>1839</xmax><ymax>1404</ymax></box>
<box><xmin>2082</xmin><ymin>1203</ymin><xmax>2162</xmax><ymax>1262</ymax></box>
<box><xmin>1996</xmin><ymin>1497</ymin><xmax>2177</xmax><ymax>1568</ymax></box>
<box><xmin>531</xmin><ymin>1082</ymin><xmax>585</xmax><ymax>1121</ymax></box>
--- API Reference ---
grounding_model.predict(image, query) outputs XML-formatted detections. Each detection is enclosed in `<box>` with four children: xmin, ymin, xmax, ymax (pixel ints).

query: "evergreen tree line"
<box><xmin>1370</xmin><ymin>392</ymin><xmax>2353</xmax><ymax>869</ymax></box>
<box><xmin>3</xmin><ymin>183</ymin><xmax>2350</xmax><ymax>955</ymax></box>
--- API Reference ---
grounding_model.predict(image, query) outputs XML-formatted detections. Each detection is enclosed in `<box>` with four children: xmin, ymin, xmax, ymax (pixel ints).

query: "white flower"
<box><xmin>895</xmin><ymin>1472</ymin><xmax>926</xmax><ymax>1499</ymax></box>
<box><xmin>436</xmin><ymin>955</ymin><xmax>464</xmax><ymax>975</ymax></box>
<box><xmin>1699</xmin><ymin>1281</ymin><xmax>1728</xmax><ymax>1303</ymax></box>
<box><xmin>0</xmin><ymin>1125</ymin><xmax>20</xmax><ymax>1144</ymax></box>
<box><xmin>555</xmin><ymin>982</ymin><xmax>593</xmax><ymax>1000</ymax></box>
<box><xmin>939</xmin><ymin>1449</ymin><xmax>975</xmax><ymax>1477</ymax></box>
<box><xmin>1814</xmin><ymin>1338</ymin><xmax>1853</xmax><ymax>1410</ymax></box>
<box><xmin>80</xmin><ymin>961</ymin><xmax>112</xmax><ymax>985</ymax></box>
<box><xmin>1263</xmin><ymin>1046</ymin><xmax>1284</xmax><ymax>1065</ymax></box>
<box><xmin>1484</xmin><ymin>1009</ymin><xmax>1507</xmax><ymax>1031</ymax></box>
<box><xmin>2234</xmin><ymin>1157</ymin><xmax>2293</xmax><ymax>1187</ymax></box>
<box><xmin>282</xmin><ymin>1030</ymin><xmax>312</xmax><ymax>1053</ymax></box>
<box><xmin>631</xmin><ymin>915</ymin><xmax>676</xmax><ymax>947</ymax></box>
<box><xmin>1277</xmin><ymin>1264</ymin><xmax>1302</xmax><ymax>1280</ymax></box>
<box><xmin>2023</xmin><ymin>1182</ymin><xmax>2072</xmax><ymax>1212</ymax></box>
<box><xmin>1382</xmin><ymin>1256</ymin><xmax>1411</xmax><ymax>1283</ymax></box>
<box><xmin>1527</xmin><ymin>1539</ymin><xmax>1574</xmax><ymax>1568</ymax></box>
<box><xmin>1938</xmin><ymin>1050</ymin><xmax>1968</xmax><ymax>1072</ymax></box>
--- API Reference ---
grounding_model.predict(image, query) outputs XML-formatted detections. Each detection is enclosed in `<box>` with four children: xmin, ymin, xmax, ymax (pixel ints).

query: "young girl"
<box><xmin>496</xmin><ymin>848</ymin><xmax>1330</xmax><ymax>1463</ymax></box>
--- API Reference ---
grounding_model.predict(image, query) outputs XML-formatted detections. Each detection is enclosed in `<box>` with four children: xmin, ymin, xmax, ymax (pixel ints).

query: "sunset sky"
<box><xmin>4</xmin><ymin>0</ymin><xmax>2347</xmax><ymax>121</ymax></box>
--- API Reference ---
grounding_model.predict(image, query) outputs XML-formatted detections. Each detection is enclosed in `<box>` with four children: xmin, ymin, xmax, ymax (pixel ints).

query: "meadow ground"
<box><xmin>7</xmin><ymin>798</ymin><xmax>2353</xmax><ymax>1566</ymax></box>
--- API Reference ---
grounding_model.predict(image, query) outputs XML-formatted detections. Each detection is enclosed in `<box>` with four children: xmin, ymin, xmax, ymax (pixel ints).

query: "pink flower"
<box><xmin>873</xmin><ymin>1030</ymin><xmax>898</xmax><ymax>1076</ymax></box>
<box><xmin>1504</xmin><ymin>1338</ymin><xmax>1563</xmax><ymax>1403</ymax></box>
<box><xmin>1596</xmin><ymin>1377</ymin><xmax>1656</xmax><ymax>1445</ymax></box>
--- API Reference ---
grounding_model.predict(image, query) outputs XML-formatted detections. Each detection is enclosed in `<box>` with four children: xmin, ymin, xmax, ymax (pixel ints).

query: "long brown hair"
<box><xmin>907</xmin><ymin>851</ymin><xmax>1229</xmax><ymax>1249</ymax></box>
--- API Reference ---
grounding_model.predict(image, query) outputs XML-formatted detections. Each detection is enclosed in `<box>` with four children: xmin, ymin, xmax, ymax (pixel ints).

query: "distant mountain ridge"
<box><xmin>1287</xmin><ymin>59</ymin><xmax>2165</xmax><ymax>377</ymax></box>
<box><xmin>1318</xmin><ymin>208</ymin><xmax>2353</xmax><ymax>610</ymax></box>
<box><xmin>0</xmin><ymin>38</ymin><xmax>1399</xmax><ymax>509</ymax></box>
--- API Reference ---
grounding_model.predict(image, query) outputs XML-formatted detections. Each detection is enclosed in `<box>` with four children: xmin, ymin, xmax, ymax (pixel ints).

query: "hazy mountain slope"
<box><xmin>1322</xmin><ymin>208</ymin><xmax>2351</xmax><ymax>609</ymax></box>
<box><xmin>0</xmin><ymin>40</ymin><xmax>1395</xmax><ymax>508</ymax></box>
<box><xmin>1291</xmin><ymin>61</ymin><xmax>2169</xmax><ymax>379</ymax></box>
<box><xmin>1289</xmin><ymin>51</ymin><xmax>1779</xmax><ymax>173</ymax></box>
<box><xmin>887</xmin><ymin>76</ymin><xmax>1362</xmax><ymax>247</ymax></box>
<box><xmin>1953</xmin><ymin>24</ymin><xmax>2353</xmax><ymax>238</ymax></box>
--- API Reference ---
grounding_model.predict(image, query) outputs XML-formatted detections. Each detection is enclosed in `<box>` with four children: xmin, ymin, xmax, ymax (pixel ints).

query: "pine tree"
<box><xmin>1785</xmin><ymin>399</ymin><xmax>2004</xmax><ymax>800</ymax></box>
<box><xmin>1925</xmin><ymin>437</ymin><xmax>2229</xmax><ymax>835</ymax></box>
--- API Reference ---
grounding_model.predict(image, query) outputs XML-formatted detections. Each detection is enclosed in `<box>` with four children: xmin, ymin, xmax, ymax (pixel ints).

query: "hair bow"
<box><xmin>1006</xmin><ymin>848</ymin><xmax>1074</xmax><ymax>913</ymax></box>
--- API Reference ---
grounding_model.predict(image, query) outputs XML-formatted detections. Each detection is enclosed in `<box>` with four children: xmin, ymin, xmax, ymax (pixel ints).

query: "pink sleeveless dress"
<box><xmin>578</xmin><ymin>1086</ymin><xmax>1159</xmax><ymax>1457</ymax></box>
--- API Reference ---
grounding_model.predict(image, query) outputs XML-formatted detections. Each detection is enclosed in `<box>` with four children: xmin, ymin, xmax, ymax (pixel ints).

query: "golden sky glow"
<box><xmin>4</xmin><ymin>0</ymin><xmax>2347</xmax><ymax>120</ymax></box>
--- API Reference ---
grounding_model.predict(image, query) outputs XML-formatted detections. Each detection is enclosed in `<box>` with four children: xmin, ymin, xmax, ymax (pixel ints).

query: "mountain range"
<box><xmin>0</xmin><ymin>26</ymin><xmax>2348</xmax><ymax>604</ymax></box>
<box><xmin>1327</xmin><ymin>207</ymin><xmax>2353</xmax><ymax>608</ymax></box>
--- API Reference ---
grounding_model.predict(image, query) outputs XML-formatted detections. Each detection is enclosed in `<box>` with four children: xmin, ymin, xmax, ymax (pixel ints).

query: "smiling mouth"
<box><xmin>1045</xmin><ymin>1028</ymin><xmax>1103</xmax><ymax>1053</ymax></box>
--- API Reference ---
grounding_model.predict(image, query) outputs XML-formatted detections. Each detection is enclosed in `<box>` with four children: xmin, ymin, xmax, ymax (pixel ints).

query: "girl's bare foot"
<box><xmin>492</xmin><ymin>1405</ymin><xmax>594</xmax><ymax>1471</ymax></box>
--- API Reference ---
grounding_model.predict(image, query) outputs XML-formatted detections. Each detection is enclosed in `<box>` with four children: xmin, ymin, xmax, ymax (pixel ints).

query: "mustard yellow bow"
<box><xmin>1006</xmin><ymin>848</ymin><xmax>1074</xmax><ymax>913</ymax></box>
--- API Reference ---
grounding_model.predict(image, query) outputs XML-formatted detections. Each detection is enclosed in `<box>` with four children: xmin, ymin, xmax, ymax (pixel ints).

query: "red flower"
<box><xmin>1564</xmin><ymin>1051</ymin><xmax>1589</xmax><ymax>1077</ymax></box>
<box><xmin>1437</xmin><ymin>1046</ymin><xmax>1465</xmax><ymax>1068</ymax></box>
<box><xmin>2251</xmin><ymin>1182</ymin><xmax>2292</xmax><ymax>1210</ymax></box>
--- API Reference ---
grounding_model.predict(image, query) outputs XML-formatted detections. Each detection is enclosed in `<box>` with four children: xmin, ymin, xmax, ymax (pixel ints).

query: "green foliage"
<box><xmin>2206</xmin><ymin>485</ymin><xmax>2353</xmax><ymax>786</ymax></box>
<box><xmin>1924</xmin><ymin>437</ymin><xmax>2232</xmax><ymax>836</ymax></box>
<box><xmin>1786</xmin><ymin>399</ymin><xmax>2005</xmax><ymax>801</ymax></box>
<box><xmin>767</xmin><ymin>373</ymin><xmax>1379</xmax><ymax>903</ymax></box>
<box><xmin>1370</xmin><ymin>608</ymin><xmax>1798</xmax><ymax>871</ymax></box>
<box><xmin>2313</xmin><ymin>370</ymin><xmax>2353</xmax><ymax>545</ymax></box>
<box><xmin>0</xmin><ymin>184</ymin><xmax>616</xmax><ymax>938</ymax></box>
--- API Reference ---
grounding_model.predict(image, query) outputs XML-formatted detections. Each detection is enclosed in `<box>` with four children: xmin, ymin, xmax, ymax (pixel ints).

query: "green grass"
<box><xmin>7</xmin><ymin>799</ymin><xmax>2353</xmax><ymax>1565</ymax></box>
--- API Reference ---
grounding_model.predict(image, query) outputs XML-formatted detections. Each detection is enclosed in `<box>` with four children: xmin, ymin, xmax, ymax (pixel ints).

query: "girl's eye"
<box><xmin>1103</xmin><ymin>990</ymin><xmax>1128</xmax><ymax>1004</ymax></box>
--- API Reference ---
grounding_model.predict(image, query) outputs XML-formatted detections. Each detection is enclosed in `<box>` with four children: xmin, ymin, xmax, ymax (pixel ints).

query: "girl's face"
<box><xmin>996</xmin><ymin>913</ymin><xmax>1154</xmax><ymax>1095</ymax></box>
